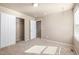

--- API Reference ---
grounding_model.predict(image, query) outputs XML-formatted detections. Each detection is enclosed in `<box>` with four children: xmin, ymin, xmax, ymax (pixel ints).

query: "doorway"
<box><xmin>16</xmin><ymin>17</ymin><xmax>24</xmax><ymax>42</ymax></box>
<box><xmin>36</xmin><ymin>21</ymin><xmax>41</xmax><ymax>38</ymax></box>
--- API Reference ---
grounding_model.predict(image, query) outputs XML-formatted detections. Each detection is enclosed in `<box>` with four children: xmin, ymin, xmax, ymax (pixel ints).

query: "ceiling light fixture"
<box><xmin>33</xmin><ymin>3</ymin><xmax>38</xmax><ymax>7</ymax></box>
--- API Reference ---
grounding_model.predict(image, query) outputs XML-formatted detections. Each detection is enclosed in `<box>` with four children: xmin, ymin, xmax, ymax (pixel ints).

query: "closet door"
<box><xmin>0</xmin><ymin>13</ymin><xmax>16</xmax><ymax>48</ymax></box>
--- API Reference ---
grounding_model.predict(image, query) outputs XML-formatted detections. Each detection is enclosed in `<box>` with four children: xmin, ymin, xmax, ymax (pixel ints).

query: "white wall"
<box><xmin>41</xmin><ymin>10</ymin><xmax>73</xmax><ymax>44</ymax></box>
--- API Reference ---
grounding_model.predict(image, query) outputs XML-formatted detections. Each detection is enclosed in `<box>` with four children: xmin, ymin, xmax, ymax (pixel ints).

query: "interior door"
<box><xmin>30</xmin><ymin>20</ymin><xmax>36</xmax><ymax>40</ymax></box>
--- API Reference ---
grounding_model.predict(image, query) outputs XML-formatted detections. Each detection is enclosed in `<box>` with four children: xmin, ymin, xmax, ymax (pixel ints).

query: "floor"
<box><xmin>0</xmin><ymin>38</ymin><xmax>77</xmax><ymax>55</ymax></box>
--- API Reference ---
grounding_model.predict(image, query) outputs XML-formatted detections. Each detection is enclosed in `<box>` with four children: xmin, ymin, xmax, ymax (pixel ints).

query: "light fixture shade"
<box><xmin>33</xmin><ymin>3</ymin><xmax>38</xmax><ymax>7</ymax></box>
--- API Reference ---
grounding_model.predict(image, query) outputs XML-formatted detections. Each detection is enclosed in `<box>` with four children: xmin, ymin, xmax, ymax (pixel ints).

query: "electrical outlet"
<box><xmin>46</xmin><ymin>36</ymin><xmax>48</xmax><ymax>38</ymax></box>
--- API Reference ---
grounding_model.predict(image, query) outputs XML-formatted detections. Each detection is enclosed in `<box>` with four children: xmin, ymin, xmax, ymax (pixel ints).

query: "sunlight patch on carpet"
<box><xmin>25</xmin><ymin>45</ymin><xmax>58</xmax><ymax>54</ymax></box>
<box><xmin>43</xmin><ymin>46</ymin><xmax>58</xmax><ymax>54</ymax></box>
<box><xmin>25</xmin><ymin>45</ymin><xmax>46</xmax><ymax>54</ymax></box>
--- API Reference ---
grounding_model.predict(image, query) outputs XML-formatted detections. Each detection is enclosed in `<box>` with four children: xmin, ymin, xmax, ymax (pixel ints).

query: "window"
<box><xmin>74</xmin><ymin>8</ymin><xmax>79</xmax><ymax>39</ymax></box>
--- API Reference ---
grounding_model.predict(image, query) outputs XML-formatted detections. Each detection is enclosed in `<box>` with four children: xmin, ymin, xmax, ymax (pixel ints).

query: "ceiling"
<box><xmin>0</xmin><ymin>3</ymin><xmax>74</xmax><ymax>17</ymax></box>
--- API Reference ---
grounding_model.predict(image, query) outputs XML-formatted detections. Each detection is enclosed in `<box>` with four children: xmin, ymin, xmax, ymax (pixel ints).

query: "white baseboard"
<box><xmin>25</xmin><ymin>39</ymin><xmax>30</xmax><ymax>42</ymax></box>
<box><xmin>44</xmin><ymin>39</ymin><xmax>72</xmax><ymax>46</ymax></box>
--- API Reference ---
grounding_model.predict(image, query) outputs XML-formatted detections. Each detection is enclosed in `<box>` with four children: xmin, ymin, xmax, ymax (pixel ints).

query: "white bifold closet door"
<box><xmin>0</xmin><ymin>12</ymin><xmax>16</xmax><ymax>48</ymax></box>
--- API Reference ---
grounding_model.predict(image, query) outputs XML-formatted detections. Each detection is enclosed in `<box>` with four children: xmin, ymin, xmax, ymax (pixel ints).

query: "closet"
<box><xmin>16</xmin><ymin>18</ymin><xmax>24</xmax><ymax>42</ymax></box>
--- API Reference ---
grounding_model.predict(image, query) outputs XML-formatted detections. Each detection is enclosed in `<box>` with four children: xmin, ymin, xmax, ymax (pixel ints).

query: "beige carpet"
<box><xmin>0</xmin><ymin>39</ymin><xmax>77</xmax><ymax>55</ymax></box>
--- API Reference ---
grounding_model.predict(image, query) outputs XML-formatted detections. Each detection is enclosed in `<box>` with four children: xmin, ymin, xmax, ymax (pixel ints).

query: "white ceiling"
<box><xmin>0</xmin><ymin>3</ymin><xmax>74</xmax><ymax>17</ymax></box>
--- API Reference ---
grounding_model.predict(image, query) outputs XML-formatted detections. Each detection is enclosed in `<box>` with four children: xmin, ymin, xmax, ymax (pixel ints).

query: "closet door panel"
<box><xmin>1</xmin><ymin>13</ymin><xmax>9</xmax><ymax>47</ymax></box>
<box><xmin>8</xmin><ymin>14</ymin><xmax>16</xmax><ymax>45</ymax></box>
<box><xmin>1</xmin><ymin>13</ymin><xmax>16</xmax><ymax>48</ymax></box>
